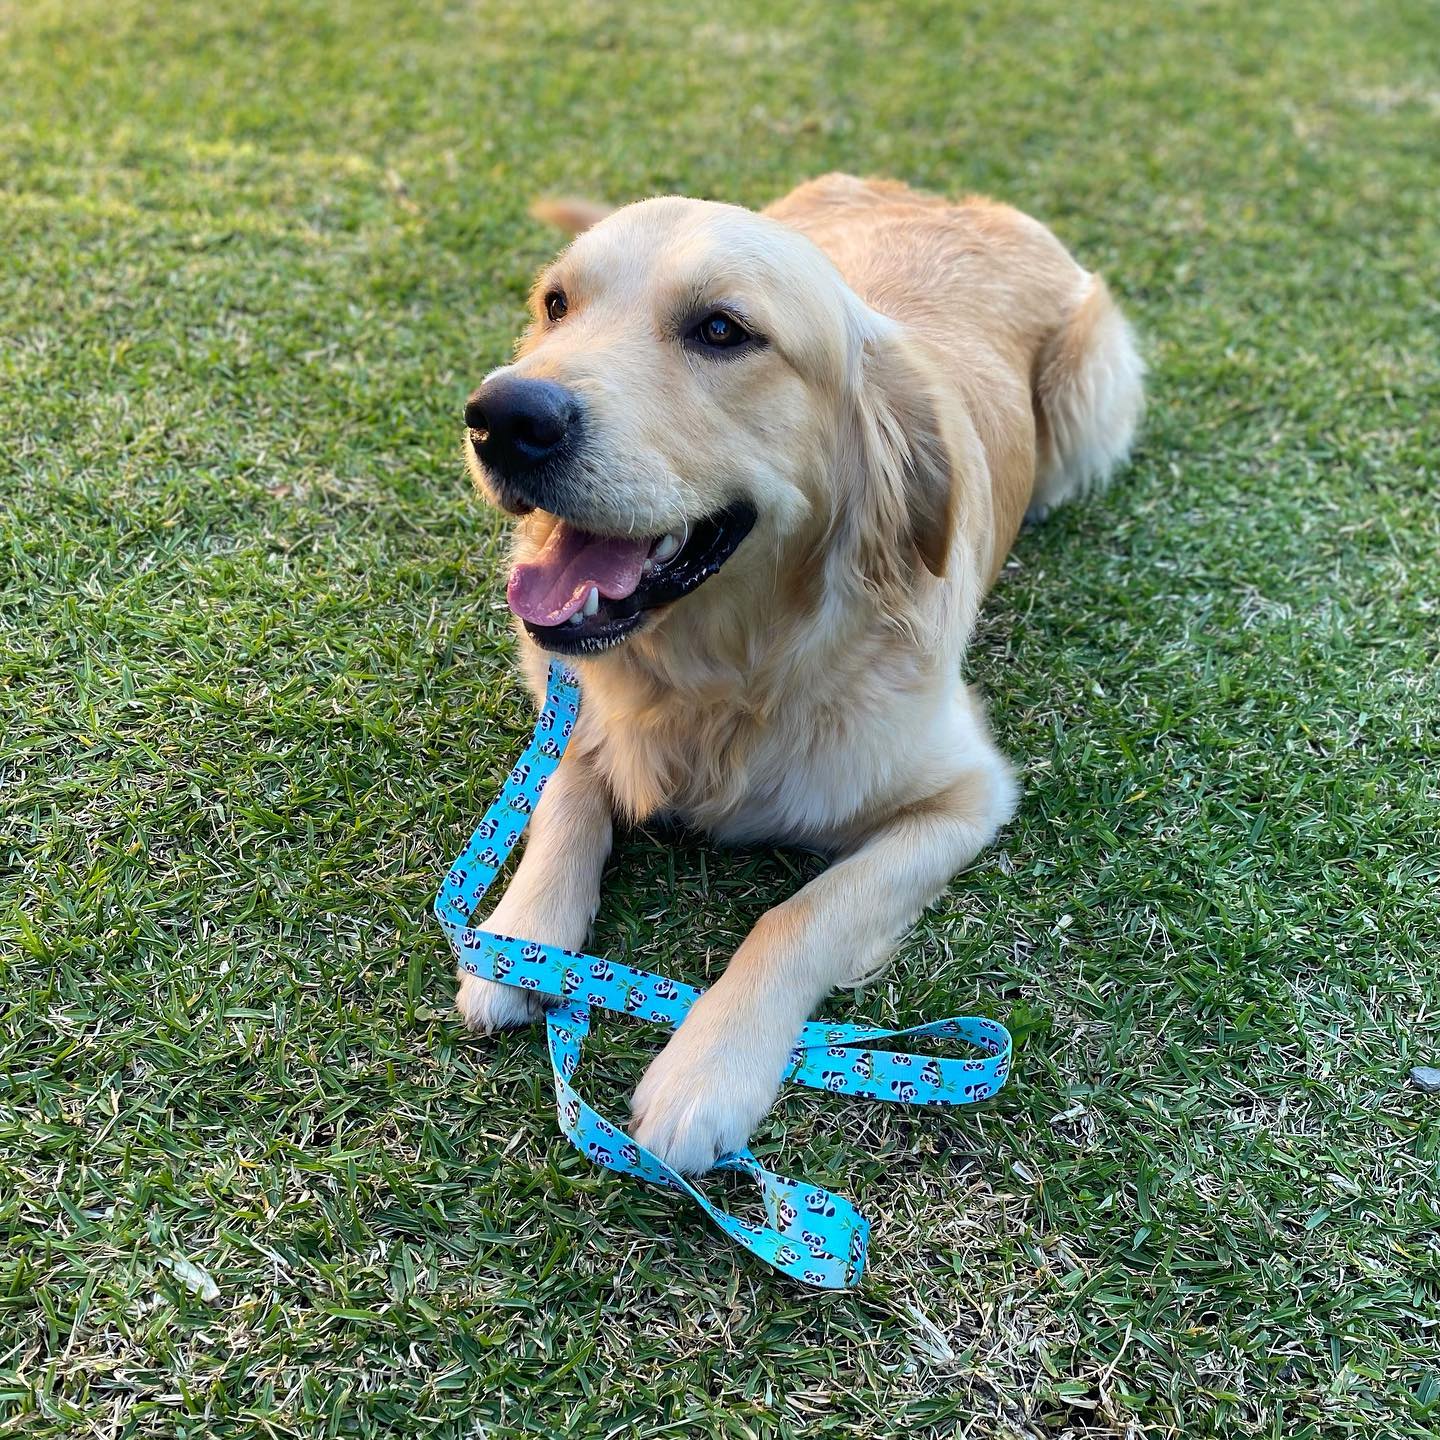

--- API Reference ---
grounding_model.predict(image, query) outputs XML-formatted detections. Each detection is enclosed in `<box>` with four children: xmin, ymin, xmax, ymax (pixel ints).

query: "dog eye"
<box><xmin>690</xmin><ymin>311</ymin><xmax>751</xmax><ymax>351</ymax></box>
<box><xmin>544</xmin><ymin>290</ymin><xmax>568</xmax><ymax>323</ymax></box>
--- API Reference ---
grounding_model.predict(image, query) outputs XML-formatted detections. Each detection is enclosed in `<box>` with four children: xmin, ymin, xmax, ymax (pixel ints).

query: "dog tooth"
<box><xmin>567</xmin><ymin>611</ymin><xmax>584</xmax><ymax>627</ymax></box>
<box><xmin>582</xmin><ymin>586</ymin><xmax>600</xmax><ymax>617</ymax></box>
<box><xmin>652</xmin><ymin>532</ymin><xmax>681</xmax><ymax>563</ymax></box>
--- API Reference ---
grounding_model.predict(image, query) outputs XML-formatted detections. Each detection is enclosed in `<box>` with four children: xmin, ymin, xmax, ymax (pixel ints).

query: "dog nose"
<box><xmin>465</xmin><ymin>376</ymin><xmax>579</xmax><ymax>479</ymax></box>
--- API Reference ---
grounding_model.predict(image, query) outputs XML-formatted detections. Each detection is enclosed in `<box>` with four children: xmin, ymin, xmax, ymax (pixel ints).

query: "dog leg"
<box><xmin>456</xmin><ymin>747</ymin><xmax>613</xmax><ymax>1032</ymax></box>
<box><xmin>631</xmin><ymin>727</ymin><xmax>1016</xmax><ymax>1173</ymax></box>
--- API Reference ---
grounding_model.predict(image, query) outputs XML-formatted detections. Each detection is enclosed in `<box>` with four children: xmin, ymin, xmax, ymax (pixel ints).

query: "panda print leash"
<box><xmin>435</xmin><ymin>660</ymin><xmax>1012</xmax><ymax>1289</ymax></box>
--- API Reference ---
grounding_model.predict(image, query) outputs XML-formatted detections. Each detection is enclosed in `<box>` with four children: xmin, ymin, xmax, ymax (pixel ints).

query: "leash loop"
<box><xmin>435</xmin><ymin>661</ymin><xmax>1011</xmax><ymax>1288</ymax></box>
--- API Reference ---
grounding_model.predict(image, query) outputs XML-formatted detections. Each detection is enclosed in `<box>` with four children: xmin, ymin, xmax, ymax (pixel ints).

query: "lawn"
<box><xmin>2</xmin><ymin>0</ymin><xmax>1437</xmax><ymax>1435</ymax></box>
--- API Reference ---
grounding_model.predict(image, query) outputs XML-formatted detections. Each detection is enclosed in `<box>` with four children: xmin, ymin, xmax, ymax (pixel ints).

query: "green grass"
<box><xmin>2</xmin><ymin>0</ymin><xmax>1437</xmax><ymax>1435</ymax></box>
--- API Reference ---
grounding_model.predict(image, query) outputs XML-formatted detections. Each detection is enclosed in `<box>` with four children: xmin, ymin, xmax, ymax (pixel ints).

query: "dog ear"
<box><xmin>851</xmin><ymin>325</ymin><xmax>959</xmax><ymax>579</ymax></box>
<box><xmin>530</xmin><ymin>196</ymin><xmax>615</xmax><ymax>236</ymax></box>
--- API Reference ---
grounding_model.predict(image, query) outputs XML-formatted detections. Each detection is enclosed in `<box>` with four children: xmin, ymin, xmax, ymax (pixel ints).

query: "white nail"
<box><xmin>582</xmin><ymin>586</ymin><xmax>600</xmax><ymax>617</ymax></box>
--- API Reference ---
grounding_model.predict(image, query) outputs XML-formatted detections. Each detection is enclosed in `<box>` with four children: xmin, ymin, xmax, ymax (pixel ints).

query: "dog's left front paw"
<box><xmin>629</xmin><ymin>1000</ymin><xmax>790</xmax><ymax>1174</ymax></box>
<box><xmin>456</xmin><ymin>969</ymin><xmax>543</xmax><ymax>1032</ymax></box>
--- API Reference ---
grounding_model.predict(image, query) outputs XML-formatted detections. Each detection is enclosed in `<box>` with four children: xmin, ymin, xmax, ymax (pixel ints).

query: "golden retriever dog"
<box><xmin>458</xmin><ymin>173</ymin><xmax>1143</xmax><ymax>1173</ymax></box>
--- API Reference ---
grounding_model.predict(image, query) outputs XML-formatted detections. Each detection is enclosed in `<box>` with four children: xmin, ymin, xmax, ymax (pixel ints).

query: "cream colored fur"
<box><xmin>457</xmin><ymin>174</ymin><xmax>1143</xmax><ymax>1171</ymax></box>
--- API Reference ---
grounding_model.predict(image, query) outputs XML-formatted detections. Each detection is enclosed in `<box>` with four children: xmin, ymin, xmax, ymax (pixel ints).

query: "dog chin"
<box><xmin>523</xmin><ymin>606</ymin><xmax>655</xmax><ymax>656</ymax></box>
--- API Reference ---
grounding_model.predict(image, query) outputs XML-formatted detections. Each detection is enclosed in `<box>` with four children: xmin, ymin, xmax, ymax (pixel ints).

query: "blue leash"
<box><xmin>435</xmin><ymin>661</ymin><xmax>1012</xmax><ymax>1289</ymax></box>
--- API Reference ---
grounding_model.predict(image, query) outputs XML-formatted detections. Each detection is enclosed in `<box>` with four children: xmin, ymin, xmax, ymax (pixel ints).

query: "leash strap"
<box><xmin>435</xmin><ymin>661</ymin><xmax>1011</xmax><ymax>1289</ymax></box>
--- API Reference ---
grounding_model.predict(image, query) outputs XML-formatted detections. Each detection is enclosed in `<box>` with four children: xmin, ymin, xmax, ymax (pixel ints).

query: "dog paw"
<box><xmin>630</xmin><ymin>1008</ymin><xmax>788</xmax><ymax>1173</ymax></box>
<box><xmin>456</xmin><ymin>970</ymin><xmax>543</xmax><ymax>1033</ymax></box>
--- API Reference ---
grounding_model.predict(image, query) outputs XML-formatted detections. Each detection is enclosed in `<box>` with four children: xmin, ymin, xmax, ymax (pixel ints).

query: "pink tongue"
<box><xmin>507</xmin><ymin>522</ymin><xmax>651</xmax><ymax>626</ymax></box>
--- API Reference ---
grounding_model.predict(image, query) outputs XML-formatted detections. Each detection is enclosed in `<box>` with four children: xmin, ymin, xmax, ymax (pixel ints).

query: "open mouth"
<box><xmin>506</xmin><ymin>502</ymin><xmax>757</xmax><ymax>655</ymax></box>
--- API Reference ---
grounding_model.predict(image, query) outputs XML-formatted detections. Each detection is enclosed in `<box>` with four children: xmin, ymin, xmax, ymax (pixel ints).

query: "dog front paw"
<box><xmin>456</xmin><ymin>970</ymin><xmax>543</xmax><ymax>1033</ymax></box>
<box><xmin>629</xmin><ymin>1000</ymin><xmax>790</xmax><ymax>1173</ymax></box>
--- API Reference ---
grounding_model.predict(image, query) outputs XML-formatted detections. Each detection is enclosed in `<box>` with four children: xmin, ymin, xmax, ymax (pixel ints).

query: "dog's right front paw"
<box><xmin>456</xmin><ymin>971</ymin><xmax>543</xmax><ymax>1033</ymax></box>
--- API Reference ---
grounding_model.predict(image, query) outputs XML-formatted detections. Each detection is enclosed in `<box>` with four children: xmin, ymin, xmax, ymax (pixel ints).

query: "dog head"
<box><xmin>465</xmin><ymin>196</ymin><xmax>961</xmax><ymax>658</ymax></box>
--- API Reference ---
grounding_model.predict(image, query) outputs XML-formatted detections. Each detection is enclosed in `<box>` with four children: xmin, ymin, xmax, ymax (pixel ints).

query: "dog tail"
<box><xmin>1029</xmin><ymin>273</ymin><xmax>1144</xmax><ymax>520</ymax></box>
<box><xmin>530</xmin><ymin>196</ymin><xmax>615</xmax><ymax>236</ymax></box>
